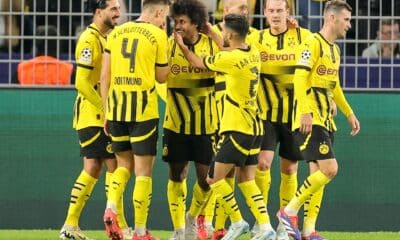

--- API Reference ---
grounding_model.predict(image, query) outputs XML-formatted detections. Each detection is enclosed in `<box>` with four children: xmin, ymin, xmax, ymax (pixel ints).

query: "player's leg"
<box><xmin>200</xmin><ymin>192</ymin><xmax>215</xmax><ymax>238</ymax></box>
<box><xmin>237</xmin><ymin>135</ymin><xmax>276</xmax><ymax>240</ymax></box>
<box><xmin>104</xmin><ymin>121</ymin><xmax>134</xmax><ymax>240</ymax></box>
<box><xmin>255</xmin><ymin>121</ymin><xmax>278</xmax><ymax>207</ymax></box>
<box><xmin>167</xmin><ymin>161</ymin><xmax>189</xmax><ymax>240</ymax></box>
<box><xmin>276</xmin><ymin>124</ymin><xmax>300</xmax><ymax>240</ymax></box>
<box><xmin>60</xmin><ymin>158</ymin><xmax>101</xmax><ymax>240</ymax></box>
<box><xmin>273</xmin><ymin>158</ymin><xmax>298</xmax><ymax>240</ymax></box>
<box><xmin>209</xmin><ymin>164</ymin><xmax>248</xmax><ymax>240</ymax></box>
<box><xmin>190</xmin><ymin>162</ymin><xmax>212</xmax><ymax>240</ymax></box>
<box><xmin>130</xmin><ymin>119</ymin><xmax>159</xmax><ymax>239</ymax></box>
<box><xmin>104</xmin><ymin>158</ymin><xmax>133</xmax><ymax>240</ymax></box>
<box><xmin>163</xmin><ymin>129</ymin><xmax>189</xmax><ymax>240</ymax></box>
<box><xmin>302</xmin><ymin>161</ymin><xmax>325</xmax><ymax>240</ymax></box>
<box><xmin>278</xmin><ymin>127</ymin><xmax>335</xmax><ymax>240</ymax></box>
<box><xmin>189</xmin><ymin>134</ymin><xmax>213</xmax><ymax>240</ymax></box>
<box><xmin>212</xmin><ymin>169</ymin><xmax>234</xmax><ymax>240</ymax></box>
<box><xmin>61</xmin><ymin>127</ymin><xmax>109</xmax><ymax>240</ymax></box>
<box><xmin>210</xmin><ymin>133</ymin><xmax>264</xmax><ymax>240</ymax></box>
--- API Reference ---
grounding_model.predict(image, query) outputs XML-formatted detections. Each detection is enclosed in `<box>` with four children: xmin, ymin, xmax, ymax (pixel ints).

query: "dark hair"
<box><xmin>264</xmin><ymin>0</ymin><xmax>289</xmax><ymax>10</ymax></box>
<box><xmin>36</xmin><ymin>25</ymin><xmax>58</xmax><ymax>57</ymax></box>
<box><xmin>324</xmin><ymin>0</ymin><xmax>352</xmax><ymax>14</ymax></box>
<box><xmin>381</xmin><ymin>19</ymin><xmax>400</xmax><ymax>27</ymax></box>
<box><xmin>85</xmin><ymin>0</ymin><xmax>109</xmax><ymax>14</ymax></box>
<box><xmin>171</xmin><ymin>0</ymin><xmax>208</xmax><ymax>31</ymax></box>
<box><xmin>224</xmin><ymin>14</ymin><xmax>249</xmax><ymax>39</ymax></box>
<box><xmin>143</xmin><ymin>0</ymin><xmax>172</xmax><ymax>8</ymax></box>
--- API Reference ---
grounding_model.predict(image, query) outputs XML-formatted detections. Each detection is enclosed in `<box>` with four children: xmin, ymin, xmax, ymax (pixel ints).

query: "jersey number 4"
<box><xmin>121</xmin><ymin>38</ymin><xmax>139</xmax><ymax>73</ymax></box>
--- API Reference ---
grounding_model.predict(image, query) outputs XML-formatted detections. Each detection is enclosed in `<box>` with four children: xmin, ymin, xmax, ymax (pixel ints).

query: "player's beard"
<box><xmin>104</xmin><ymin>17</ymin><xmax>117</xmax><ymax>29</ymax></box>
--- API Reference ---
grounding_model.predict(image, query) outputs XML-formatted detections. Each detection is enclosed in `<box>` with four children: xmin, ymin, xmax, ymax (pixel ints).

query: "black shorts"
<box><xmin>261</xmin><ymin>120</ymin><xmax>303</xmax><ymax>160</ymax></box>
<box><xmin>293</xmin><ymin>125</ymin><xmax>335</xmax><ymax>161</ymax></box>
<box><xmin>162</xmin><ymin>129</ymin><xmax>215</xmax><ymax>165</ymax></box>
<box><xmin>77</xmin><ymin>127</ymin><xmax>114</xmax><ymax>159</ymax></box>
<box><xmin>213</xmin><ymin>132</ymin><xmax>261</xmax><ymax>167</ymax></box>
<box><xmin>108</xmin><ymin>119</ymin><xmax>158</xmax><ymax>156</ymax></box>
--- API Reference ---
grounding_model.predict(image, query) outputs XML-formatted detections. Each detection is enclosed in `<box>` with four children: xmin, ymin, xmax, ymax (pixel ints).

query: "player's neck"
<box><xmin>270</xmin><ymin>25</ymin><xmax>287</xmax><ymax>35</ymax></box>
<box><xmin>230</xmin><ymin>40</ymin><xmax>247</xmax><ymax>50</ymax></box>
<box><xmin>183</xmin><ymin>32</ymin><xmax>200</xmax><ymax>45</ymax></box>
<box><xmin>137</xmin><ymin>15</ymin><xmax>153</xmax><ymax>25</ymax></box>
<box><xmin>93</xmin><ymin>19</ymin><xmax>110</xmax><ymax>36</ymax></box>
<box><xmin>319</xmin><ymin>26</ymin><xmax>336</xmax><ymax>44</ymax></box>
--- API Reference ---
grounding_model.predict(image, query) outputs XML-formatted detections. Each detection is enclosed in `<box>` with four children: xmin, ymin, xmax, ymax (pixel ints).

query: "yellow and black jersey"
<box><xmin>204</xmin><ymin>46</ymin><xmax>263</xmax><ymax>136</ymax></box>
<box><xmin>293</xmin><ymin>33</ymin><xmax>353</xmax><ymax>132</ymax></box>
<box><xmin>164</xmin><ymin>34</ymin><xmax>218</xmax><ymax>135</ymax></box>
<box><xmin>105</xmin><ymin>21</ymin><xmax>169</xmax><ymax>122</ymax></box>
<box><xmin>73</xmin><ymin>23</ymin><xmax>106</xmax><ymax>130</ymax></box>
<box><xmin>250</xmin><ymin>27</ymin><xmax>312</xmax><ymax>123</ymax></box>
<box><xmin>212</xmin><ymin>23</ymin><xmax>259</xmax><ymax>121</ymax></box>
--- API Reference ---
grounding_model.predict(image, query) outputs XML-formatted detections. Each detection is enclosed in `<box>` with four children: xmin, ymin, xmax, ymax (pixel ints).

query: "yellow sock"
<box><xmin>133</xmin><ymin>176</ymin><xmax>152</xmax><ymax>229</ymax></box>
<box><xmin>189</xmin><ymin>181</ymin><xmax>211</xmax><ymax>217</ymax></box>
<box><xmin>214</xmin><ymin>177</ymin><xmax>234</xmax><ymax>230</ymax></box>
<box><xmin>167</xmin><ymin>179</ymin><xmax>187</xmax><ymax>229</ymax></box>
<box><xmin>238</xmin><ymin>180</ymin><xmax>269</xmax><ymax>224</ymax></box>
<box><xmin>286</xmin><ymin>171</ymin><xmax>330</xmax><ymax>214</ymax></box>
<box><xmin>65</xmin><ymin>170</ymin><xmax>97</xmax><ymax>226</ymax></box>
<box><xmin>105</xmin><ymin>171</ymin><xmax>128</xmax><ymax>229</ymax></box>
<box><xmin>280</xmin><ymin>172</ymin><xmax>297</xmax><ymax>208</ymax></box>
<box><xmin>105</xmin><ymin>171</ymin><xmax>111</xmax><ymax>197</ymax></box>
<box><xmin>107</xmin><ymin>167</ymin><xmax>130</xmax><ymax>210</ymax></box>
<box><xmin>204</xmin><ymin>192</ymin><xmax>216</xmax><ymax>223</ymax></box>
<box><xmin>210</xmin><ymin>179</ymin><xmax>242</xmax><ymax>223</ymax></box>
<box><xmin>255</xmin><ymin>169</ymin><xmax>271</xmax><ymax>206</ymax></box>
<box><xmin>226</xmin><ymin>177</ymin><xmax>235</xmax><ymax>190</ymax></box>
<box><xmin>303</xmin><ymin>186</ymin><xmax>325</xmax><ymax>235</ymax></box>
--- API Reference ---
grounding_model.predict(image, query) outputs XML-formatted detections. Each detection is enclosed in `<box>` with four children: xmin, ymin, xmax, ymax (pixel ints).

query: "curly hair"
<box><xmin>171</xmin><ymin>0</ymin><xmax>209</xmax><ymax>31</ymax></box>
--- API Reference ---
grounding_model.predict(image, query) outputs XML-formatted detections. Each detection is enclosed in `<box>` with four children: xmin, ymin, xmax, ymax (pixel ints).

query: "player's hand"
<box><xmin>300</xmin><ymin>113</ymin><xmax>313</xmax><ymax>134</ymax></box>
<box><xmin>331</xmin><ymin>100</ymin><xmax>338</xmax><ymax>117</ymax></box>
<box><xmin>173</xmin><ymin>31</ymin><xmax>185</xmax><ymax>48</ymax></box>
<box><xmin>200</xmin><ymin>22</ymin><xmax>213</xmax><ymax>35</ymax></box>
<box><xmin>287</xmin><ymin>16</ymin><xmax>299</xmax><ymax>29</ymax></box>
<box><xmin>103</xmin><ymin>119</ymin><xmax>110</xmax><ymax>136</ymax></box>
<box><xmin>347</xmin><ymin>113</ymin><xmax>360</xmax><ymax>136</ymax></box>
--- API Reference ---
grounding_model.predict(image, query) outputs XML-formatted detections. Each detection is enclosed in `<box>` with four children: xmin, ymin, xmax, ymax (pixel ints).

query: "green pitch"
<box><xmin>0</xmin><ymin>230</ymin><xmax>399</xmax><ymax>240</ymax></box>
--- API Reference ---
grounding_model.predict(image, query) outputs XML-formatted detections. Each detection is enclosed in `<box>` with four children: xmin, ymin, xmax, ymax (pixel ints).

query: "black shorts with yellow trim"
<box><xmin>77</xmin><ymin>127</ymin><xmax>114</xmax><ymax>159</ymax></box>
<box><xmin>293</xmin><ymin>125</ymin><xmax>335</xmax><ymax>161</ymax></box>
<box><xmin>162</xmin><ymin>128</ymin><xmax>215</xmax><ymax>165</ymax></box>
<box><xmin>213</xmin><ymin>131</ymin><xmax>262</xmax><ymax>167</ymax></box>
<box><xmin>261</xmin><ymin>120</ymin><xmax>304</xmax><ymax>161</ymax></box>
<box><xmin>108</xmin><ymin>119</ymin><xmax>158</xmax><ymax>156</ymax></box>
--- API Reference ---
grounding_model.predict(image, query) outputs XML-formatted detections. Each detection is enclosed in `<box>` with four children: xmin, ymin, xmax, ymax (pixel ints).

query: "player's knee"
<box><xmin>257</xmin><ymin>158</ymin><xmax>272</xmax><ymax>170</ymax></box>
<box><xmin>322</xmin><ymin>166</ymin><xmax>338</xmax><ymax>179</ymax></box>
<box><xmin>257</xmin><ymin>151</ymin><xmax>273</xmax><ymax>170</ymax></box>
<box><xmin>280</xmin><ymin>159</ymin><xmax>298</xmax><ymax>174</ymax></box>
<box><xmin>84</xmin><ymin>163</ymin><xmax>102</xmax><ymax>178</ymax></box>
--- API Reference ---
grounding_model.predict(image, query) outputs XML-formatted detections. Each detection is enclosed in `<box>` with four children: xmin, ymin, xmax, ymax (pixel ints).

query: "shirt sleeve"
<box><xmin>293</xmin><ymin>67</ymin><xmax>312</xmax><ymax>114</ymax></box>
<box><xmin>332</xmin><ymin>83</ymin><xmax>353</xmax><ymax>117</ymax></box>
<box><xmin>75</xmin><ymin>34</ymin><xmax>103</xmax><ymax>110</ymax></box>
<box><xmin>203</xmin><ymin>51</ymin><xmax>232</xmax><ymax>73</ymax></box>
<box><xmin>156</xmin><ymin>29</ymin><xmax>169</xmax><ymax>67</ymax></box>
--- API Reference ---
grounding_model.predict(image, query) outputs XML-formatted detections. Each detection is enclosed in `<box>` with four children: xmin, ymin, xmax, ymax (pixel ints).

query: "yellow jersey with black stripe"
<box><xmin>250</xmin><ymin>27</ymin><xmax>312</xmax><ymax>124</ymax></box>
<box><xmin>212</xmin><ymin>23</ymin><xmax>259</xmax><ymax>121</ymax></box>
<box><xmin>105</xmin><ymin>21</ymin><xmax>169</xmax><ymax>122</ymax></box>
<box><xmin>293</xmin><ymin>33</ymin><xmax>353</xmax><ymax>132</ymax></box>
<box><xmin>204</xmin><ymin>46</ymin><xmax>263</xmax><ymax>136</ymax></box>
<box><xmin>164</xmin><ymin>34</ymin><xmax>218</xmax><ymax>135</ymax></box>
<box><xmin>73</xmin><ymin>23</ymin><xmax>106</xmax><ymax>130</ymax></box>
